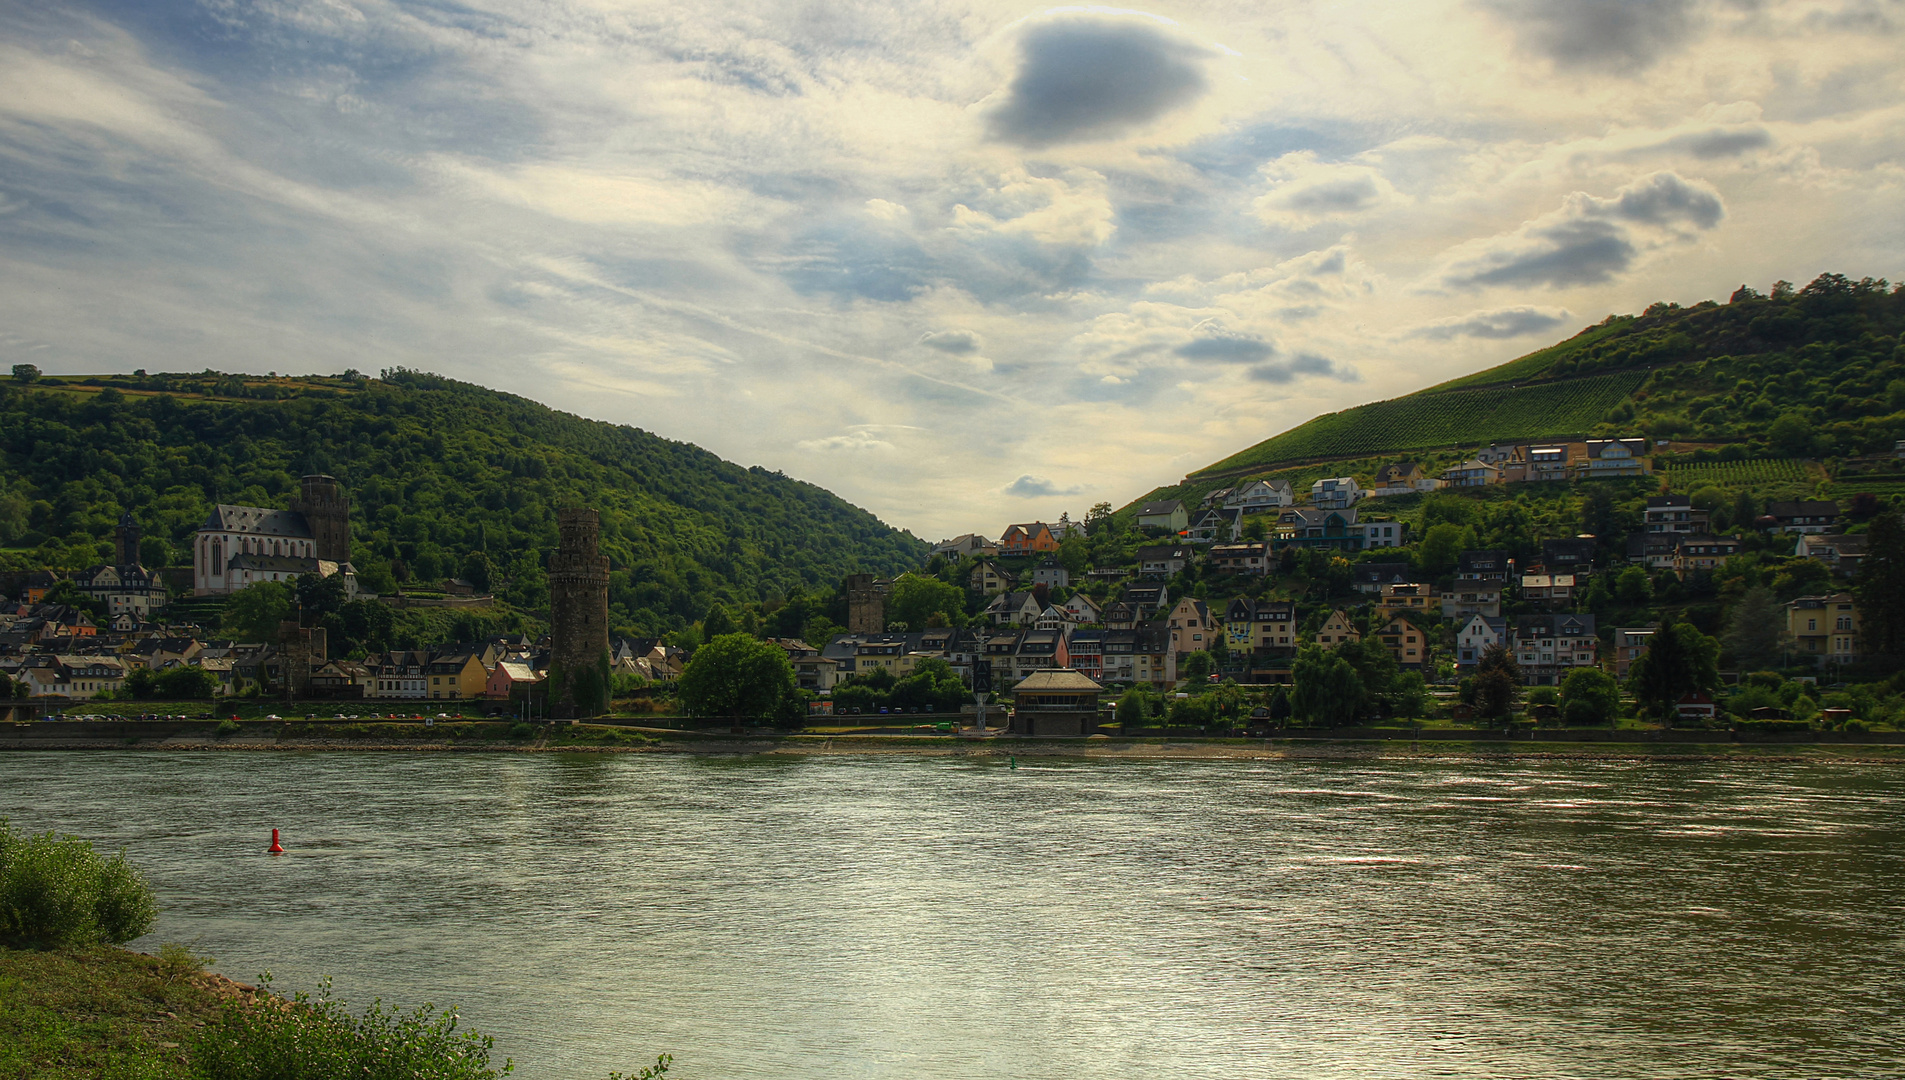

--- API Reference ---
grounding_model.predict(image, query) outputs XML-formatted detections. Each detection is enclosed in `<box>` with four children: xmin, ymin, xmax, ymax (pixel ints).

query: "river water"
<box><xmin>2</xmin><ymin>751</ymin><xmax>1901</xmax><ymax>1078</ymax></box>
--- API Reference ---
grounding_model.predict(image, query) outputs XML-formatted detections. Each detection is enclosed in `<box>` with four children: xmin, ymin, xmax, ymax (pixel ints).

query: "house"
<box><xmin>1067</xmin><ymin>629</ymin><xmax>1105</xmax><ymax>682</ymax></box>
<box><xmin>1373</xmin><ymin>615</ymin><xmax>1429</xmax><ymax>668</ymax></box>
<box><xmin>1310</xmin><ymin>477</ymin><xmax>1364</xmax><ymax>509</ymax></box>
<box><xmin>1132</xmin><ymin>624</ymin><xmax>1177</xmax><ymax>687</ymax></box>
<box><xmin>308</xmin><ymin>659</ymin><xmax>373</xmax><ymax>699</ymax></box>
<box><xmin>1540</xmin><ymin>538</ymin><xmax>1597</xmax><ymax>575</ymax></box>
<box><xmin>1378</xmin><ymin>582</ymin><xmax>1440</xmax><ymax>615</ymax></box>
<box><xmin>1369</xmin><ymin>461</ymin><xmax>1442</xmax><ymax>497</ymax></box>
<box><xmin>1135</xmin><ymin>501</ymin><xmax>1189</xmax><ymax>533</ymax></box>
<box><xmin>1519</xmin><ymin>573</ymin><xmax>1577</xmax><ymax>607</ymax></box>
<box><xmin>193</xmin><ymin>475</ymin><xmax>358</xmax><ymax>597</ymax></box>
<box><xmin>1796</xmin><ymin>533</ymin><xmax>1867</xmax><ymax>575</ymax></box>
<box><xmin>1224</xmin><ymin>479</ymin><xmax>1295</xmax><ymax>513</ymax></box>
<box><xmin>1454</xmin><ymin>615</ymin><xmax>1508</xmax><ymax>669</ymax></box>
<box><xmin>1457</xmin><ymin>550</ymin><xmax>1513</xmax><ymax>582</ymax></box>
<box><xmin>425</xmin><ymin>651</ymin><xmax>490</xmax><ymax>700</ymax></box>
<box><xmin>1208</xmin><ymin>542</ymin><xmax>1270</xmax><ymax>575</ymax></box>
<box><xmin>1136</xmin><ymin>545</ymin><xmax>1193</xmax><ymax>578</ymax></box>
<box><xmin>1010</xmin><ymin>629</ymin><xmax>1070</xmax><ymax>682</ymax></box>
<box><xmin>485</xmin><ymin>660</ymin><xmax>542</xmax><ymax>701</ymax></box>
<box><xmin>1644</xmin><ymin>495</ymin><xmax>1709</xmax><ymax>535</ymax></box>
<box><xmin>933</xmin><ymin>534</ymin><xmax>999</xmax><ymax>559</ymax></box>
<box><xmin>1787</xmin><ymin>594</ymin><xmax>1859</xmax><ymax>666</ymax></box>
<box><xmin>1442</xmin><ymin>459</ymin><xmax>1503</xmax><ymax>487</ymax></box>
<box><xmin>1514</xmin><ymin>614</ymin><xmax>1598</xmax><ymax>686</ymax></box>
<box><xmin>1224</xmin><ymin>597</ymin><xmax>1297</xmax><ymax>654</ymax></box>
<box><xmin>1579</xmin><ymin>438</ymin><xmax>1649</xmax><ymax>479</ymax></box>
<box><xmin>1186</xmin><ymin>507</ymin><xmax>1241</xmax><ymax>543</ymax></box>
<box><xmin>1202</xmin><ymin>487</ymin><xmax>1234</xmax><ymax>509</ymax></box>
<box><xmin>1676</xmin><ymin>692</ymin><xmax>1717</xmax><ymax>722</ymax></box>
<box><xmin>19</xmin><ymin>570</ymin><xmax>59</xmax><ymax>603</ymax></box>
<box><xmin>1314</xmin><ymin>610</ymin><xmax>1361</xmax><ymax>647</ymax></box>
<box><xmin>45</xmin><ymin>655</ymin><xmax>126</xmax><ymax>700</ymax></box>
<box><xmin>1442</xmin><ymin>584</ymin><xmax>1504</xmax><ymax>620</ymax></box>
<box><xmin>1476</xmin><ymin>443</ymin><xmax>1522</xmax><ymax>466</ymax></box>
<box><xmin>1763</xmin><ymin>501</ymin><xmax>1840</xmax><ymax>534</ymax></box>
<box><xmin>1061</xmin><ymin>593</ymin><xmax>1102</xmax><ymax>624</ymax></box>
<box><xmin>1357</xmin><ymin>520</ymin><xmax>1406</xmax><ymax>549</ymax></box>
<box><xmin>1031</xmin><ymin>559</ymin><xmax>1070</xmax><ymax>589</ymax></box>
<box><xmin>1614</xmin><ymin>625</ymin><xmax>1657</xmax><ymax>678</ymax></box>
<box><xmin>1626</xmin><ymin>533</ymin><xmax>1678</xmax><ymax>570</ymax></box>
<box><xmin>1000</xmin><ymin>522</ymin><xmax>1060</xmax><ymax>555</ymax></box>
<box><xmin>1100</xmin><ymin>628</ymin><xmax>1140</xmax><ymax>683</ymax></box>
<box><xmin>1673</xmin><ymin>534</ymin><xmax>1742</xmax><ymax>574</ymax></box>
<box><xmin>1524</xmin><ymin>444</ymin><xmax>1574</xmax><ymax>483</ymax></box>
<box><xmin>1101</xmin><ymin>602</ymin><xmax>1139</xmax><ymax>630</ymax></box>
<box><xmin>1163</xmin><ymin>597</ymin><xmax>1216</xmax><ymax>657</ymax></box>
<box><xmin>1275</xmin><ymin>507</ymin><xmax>1365</xmax><ymax>551</ymax></box>
<box><xmin>71</xmin><ymin>563</ymin><xmax>168</xmax><ymax>616</ymax></box>
<box><xmin>1352</xmin><ymin>562</ymin><xmax>1417</xmax><ymax>595</ymax></box>
<box><xmin>1122</xmin><ymin>583</ymin><xmax>1170</xmax><ymax>611</ymax></box>
<box><xmin>969</xmin><ymin>561</ymin><xmax>1012</xmax><ymax>596</ymax></box>
<box><xmin>983</xmin><ymin>590</ymin><xmax>1044</xmax><ymax>627</ymax></box>
<box><xmin>1010</xmin><ymin>669</ymin><xmax>1104</xmax><ymax>737</ymax></box>
<box><xmin>368</xmin><ymin>650</ymin><xmax>430</xmax><ymax>698</ymax></box>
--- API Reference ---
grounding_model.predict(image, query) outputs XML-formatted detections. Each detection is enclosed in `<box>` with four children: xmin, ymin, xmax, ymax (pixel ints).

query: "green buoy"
<box><xmin>1009</xmin><ymin>756</ymin><xmax>1017</xmax><ymax>769</ymax></box>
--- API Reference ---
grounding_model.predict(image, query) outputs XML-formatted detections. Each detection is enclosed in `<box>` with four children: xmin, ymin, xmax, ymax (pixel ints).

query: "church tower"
<box><xmin>549</xmin><ymin>508</ymin><xmax>610</xmax><ymax>717</ymax></box>
<box><xmin>114</xmin><ymin>512</ymin><xmax>142</xmax><ymax>567</ymax></box>
<box><xmin>291</xmin><ymin>474</ymin><xmax>351</xmax><ymax>564</ymax></box>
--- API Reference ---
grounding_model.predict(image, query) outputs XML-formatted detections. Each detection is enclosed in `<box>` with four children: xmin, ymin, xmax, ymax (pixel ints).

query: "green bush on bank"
<box><xmin>0</xmin><ymin>820</ymin><xmax>157</xmax><ymax>949</ymax></box>
<box><xmin>194</xmin><ymin>975</ymin><xmax>509</xmax><ymax>1080</ymax></box>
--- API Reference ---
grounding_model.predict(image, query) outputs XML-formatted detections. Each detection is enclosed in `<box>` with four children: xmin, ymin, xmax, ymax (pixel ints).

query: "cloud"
<box><xmin>1429</xmin><ymin>171</ymin><xmax>1724</xmax><ymax>290</ymax></box>
<box><xmin>948</xmin><ymin>169</ymin><xmax>1116</xmax><ymax>248</ymax></box>
<box><xmin>1176</xmin><ymin>327</ymin><xmax>1277</xmax><ymax>363</ymax></box>
<box><xmin>1411</xmin><ymin>306</ymin><xmax>1574</xmax><ymax>339</ymax></box>
<box><xmin>919</xmin><ymin>328</ymin><xmax>981</xmax><ymax>354</ymax></box>
<box><xmin>1004</xmin><ymin>474</ymin><xmax>1085</xmax><ymax>497</ymax></box>
<box><xmin>796</xmin><ymin>430</ymin><xmax>895</xmax><ymax>452</ymax></box>
<box><xmin>1253</xmin><ymin>152</ymin><xmax>1404</xmax><ymax>227</ymax></box>
<box><xmin>985</xmin><ymin>16</ymin><xmax>1212</xmax><ymax>147</ymax></box>
<box><xmin>1247</xmin><ymin>352</ymin><xmax>1359</xmax><ymax>384</ymax></box>
<box><xmin>1481</xmin><ymin>0</ymin><xmax>1701</xmax><ymax>72</ymax></box>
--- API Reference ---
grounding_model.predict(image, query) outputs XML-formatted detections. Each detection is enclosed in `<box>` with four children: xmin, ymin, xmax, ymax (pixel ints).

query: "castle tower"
<box><xmin>549</xmin><ymin>508</ymin><xmax>610</xmax><ymax>718</ymax></box>
<box><xmin>846</xmin><ymin>574</ymin><xmax>889</xmax><ymax>634</ymax></box>
<box><xmin>291</xmin><ymin>474</ymin><xmax>351</xmax><ymax>564</ymax></box>
<box><xmin>114</xmin><ymin>512</ymin><xmax>142</xmax><ymax>567</ymax></box>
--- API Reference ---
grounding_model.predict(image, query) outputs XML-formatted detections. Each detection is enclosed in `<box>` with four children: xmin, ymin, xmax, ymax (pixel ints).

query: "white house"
<box><xmin>1224</xmin><ymin>479</ymin><xmax>1295</xmax><ymax>513</ymax></box>
<box><xmin>1454</xmin><ymin>615</ymin><xmax>1508</xmax><ymax>668</ymax></box>
<box><xmin>1310</xmin><ymin>477</ymin><xmax>1364</xmax><ymax>509</ymax></box>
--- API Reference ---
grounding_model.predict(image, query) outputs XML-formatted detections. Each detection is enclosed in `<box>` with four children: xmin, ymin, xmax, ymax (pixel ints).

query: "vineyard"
<box><xmin>1195</xmin><ymin>370</ymin><xmax>1646</xmax><ymax>478</ymax></box>
<box><xmin>1664</xmin><ymin>459</ymin><xmax>1810</xmax><ymax>491</ymax></box>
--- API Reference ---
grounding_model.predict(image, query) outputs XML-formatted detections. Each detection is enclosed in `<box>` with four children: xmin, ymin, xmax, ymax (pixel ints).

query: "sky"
<box><xmin>1</xmin><ymin>1</ymin><xmax>1902</xmax><ymax>541</ymax></box>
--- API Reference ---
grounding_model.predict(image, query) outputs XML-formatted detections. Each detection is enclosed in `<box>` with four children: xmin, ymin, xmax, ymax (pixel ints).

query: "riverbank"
<box><xmin>7</xmin><ymin>719</ymin><xmax>1905</xmax><ymax>762</ymax></box>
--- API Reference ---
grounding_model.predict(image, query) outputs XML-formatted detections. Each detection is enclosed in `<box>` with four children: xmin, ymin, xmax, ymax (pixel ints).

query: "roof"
<box><xmin>494</xmin><ymin>662</ymin><xmax>540</xmax><ymax>681</ymax></box>
<box><xmin>226</xmin><ymin>554</ymin><xmax>322</xmax><ymax>573</ymax></box>
<box><xmin>1766</xmin><ymin>500</ymin><xmax>1840</xmax><ymax>517</ymax></box>
<box><xmin>1012</xmin><ymin>669</ymin><xmax>1103</xmax><ymax>694</ymax></box>
<box><xmin>1136</xmin><ymin>500</ymin><xmax>1185</xmax><ymax>516</ymax></box>
<box><xmin>1646</xmin><ymin>494</ymin><xmax>1691</xmax><ymax>508</ymax></box>
<box><xmin>199</xmin><ymin>505</ymin><xmax>315</xmax><ymax>537</ymax></box>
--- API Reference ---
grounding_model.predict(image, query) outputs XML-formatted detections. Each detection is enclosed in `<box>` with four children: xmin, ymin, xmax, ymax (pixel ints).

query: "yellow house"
<box><xmin>1378</xmin><ymin>582</ymin><xmax>1440</xmax><ymax>615</ymax></box>
<box><xmin>1374</xmin><ymin>615</ymin><xmax>1428</xmax><ymax>667</ymax></box>
<box><xmin>426</xmin><ymin>652</ymin><xmax>492</xmax><ymax>700</ymax></box>
<box><xmin>1787</xmin><ymin>593</ymin><xmax>1859</xmax><ymax>665</ymax></box>
<box><xmin>1314</xmin><ymin>610</ymin><xmax>1361</xmax><ymax>647</ymax></box>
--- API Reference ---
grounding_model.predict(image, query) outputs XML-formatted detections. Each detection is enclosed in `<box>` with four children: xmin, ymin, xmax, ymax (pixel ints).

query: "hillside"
<box><xmin>1143</xmin><ymin>273</ymin><xmax>1905</xmax><ymax>509</ymax></box>
<box><xmin>0</xmin><ymin>369</ymin><xmax>924</xmax><ymax>636</ymax></box>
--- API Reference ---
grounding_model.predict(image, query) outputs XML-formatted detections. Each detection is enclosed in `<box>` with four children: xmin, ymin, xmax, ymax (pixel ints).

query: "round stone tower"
<box><xmin>549</xmin><ymin>507</ymin><xmax>610</xmax><ymax>717</ymax></box>
<box><xmin>291</xmin><ymin>474</ymin><xmax>352</xmax><ymax>564</ymax></box>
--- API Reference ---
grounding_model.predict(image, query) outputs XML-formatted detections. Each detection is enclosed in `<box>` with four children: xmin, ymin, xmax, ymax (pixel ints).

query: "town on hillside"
<box><xmin>4</xmin><ymin>442</ymin><xmax>1901</xmax><ymax>737</ymax></box>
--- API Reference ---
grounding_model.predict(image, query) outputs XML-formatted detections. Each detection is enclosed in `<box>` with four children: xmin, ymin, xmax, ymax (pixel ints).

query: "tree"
<box><xmin>1414</xmin><ymin>523</ymin><xmax>1473</xmax><ymax>576</ymax></box>
<box><xmin>701</xmin><ymin>603</ymin><xmax>739</xmax><ymax>640</ymax></box>
<box><xmin>1290</xmin><ymin>645</ymin><xmax>1362</xmax><ymax>727</ymax></box>
<box><xmin>1721</xmin><ymin>586</ymin><xmax>1787</xmax><ymax>670</ymax></box>
<box><xmin>10</xmin><ymin>364</ymin><xmax>39</xmax><ymax>383</ymax></box>
<box><xmin>1472</xmin><ymin>644</ymin><xmax>1521</xmax><ymax>721</ymax></box>
<box><xmin>1615</xmin><ymin>565</ymin><xmax>1652</xmax><ymax>605</ymax></box>
<box><xmin>1628</xmin><ymin>614</ymin><xmax>1721</xmax><ymax>722</ymax></box>
<box><xmin>294</xmin><ymin>572</ymin><xmax>350</xmax><ymax>622</ymax></box>
<box><xmin>154</xmin><ymin>665</ymin><xmax>218</xmax><ymax>699</ymax></box>
<box><xmin>1181</xmin><ymin>650</ymin><xmax>1214</xmax><ymax>682</ymax></box>
<box><xmin>1559</xmin><ymin>668</ymin><xmax>1620</xmax><ymax>727</ymax></box>
<box><xmin>886</xmin><ymin>573</ymin><xmax>966</xmax><ymax>631</ymax></box>
<box><xmin>677</xmin><ymin>633</ymin><xmax>797</xmax><ymax>720</ymax></box>
<box><xmin>1579</xmin><ymin>487</ymin><xmax>1619</xmax><ymax>543</ymax></box>
<box><xmin>1768</xmin><ymin>412</ymin><xmax>1813</xmax><ymax>457</ymax></box>
<box><xmin>222</xmin><ymin>582</ymin><xmax>293</xmax><ymax>642</ymax></box>
<box><xmin>1857</xmin><ymin>509</ymin><xmax>1905</xmax><ymax>658</ymax></box>
<box><xmin>1770</xmin><ymin>558</ymin><xmax>1832</xmax><ymax>600</ymax></box>
<box><xmin>1115</xmin><ymin>688</ymin><xmax>1148</xmax><ymax>725</ymax></box>
<box><xmin>125</xmin><ymin>668</ymin><xmax>156</xmax><ymax>700</ymax></box>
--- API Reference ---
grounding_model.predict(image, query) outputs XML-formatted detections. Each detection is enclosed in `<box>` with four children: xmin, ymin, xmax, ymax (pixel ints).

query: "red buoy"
<box><xmin>268</xmin><ymin>828</ymin><xmax>284</xmax><ymax>855</ymax></box>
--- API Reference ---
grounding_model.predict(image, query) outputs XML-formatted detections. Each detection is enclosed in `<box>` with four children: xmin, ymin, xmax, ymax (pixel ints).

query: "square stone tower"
<box><xmin>549</xmin><ymin>507</ymin><xmax>611</xmax><ymax>717</ymax></box>
<box><xmin>846</xmin><ymin>574</ymin><xmax>889</xmax><ymax>634</ymax></box>
<box><xmin>290</xmin><ymin>474</ymin><xmax>351</xmax><ymax>564</ymax></box>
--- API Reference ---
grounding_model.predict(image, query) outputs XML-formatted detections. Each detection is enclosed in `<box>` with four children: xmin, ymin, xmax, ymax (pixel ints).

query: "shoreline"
<box><xmin>7</xmin><ymin>722</ymin><xmax>1905</xmax><ymax>764</ymax></box>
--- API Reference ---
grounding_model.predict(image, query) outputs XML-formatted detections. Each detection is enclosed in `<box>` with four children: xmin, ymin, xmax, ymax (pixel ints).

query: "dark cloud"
<box><xmin>1665</xmin><ymin>126</ymin><xmax>1774</xmax><ymax>159</ymax></box>
<box><xmin>1437</xmin><ymin>171</ymin><xmax>1724</xmax><ymax>291</ymax></box>
<box><xmin>1280</xmin><ymin>173</ymin><xmax>1384</xmax><ymax>213</ymax></box>
<box><xmin>1004</xmin><ymin>474</ymin><xmax>1084</xmax><ymax>497</ymax></box>
<box><xmin>1482</xmin><ymin>0</ymin><xmax>1701</xmax><ymax>72</ymax></box>
<box><xmin>919</xmin><ymin>329</ymin><xmax>981</xmax><ymax>354</ymax></box>
<box><xmin>1412</xmin><ymin>306</ymin><xmax>1574</xmax><ymax>340</ymax></box>
<box><xmin>1176</xmin><ymin>331</ymin><xmax>1276</xmax><ymax>364</ymax></box>
<box><xmin>987</xmin><ymin>19</ymin><xmax>1211</xmax><ymax>147</ymax></box>
<box><xmin>1247</xmin><ymin>352</ymin><xmax>1358</xmax><ymax>384</ymax></box>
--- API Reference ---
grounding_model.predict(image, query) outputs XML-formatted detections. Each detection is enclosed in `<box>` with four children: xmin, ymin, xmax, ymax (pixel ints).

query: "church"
<box><xmin>193</xmin><ymin>474</ymin><xmax>363</xmax><ymax>597</ymax></box>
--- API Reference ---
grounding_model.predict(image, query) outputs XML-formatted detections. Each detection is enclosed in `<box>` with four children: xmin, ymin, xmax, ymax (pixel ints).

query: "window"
<box><xmin>1808</xmin><ymin>619</ymin><xmax>1818</xmax><ymax>631</ymax></box>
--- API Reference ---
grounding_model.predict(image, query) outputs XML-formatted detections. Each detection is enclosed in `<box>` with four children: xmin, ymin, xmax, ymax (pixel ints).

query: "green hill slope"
<box><xmin>0</xmin><ymin>369</ymin><xmax>923</xmax><ymax>635</ymax></box>
<box><xmin>1172</xmin><ymin>273</ymin><xmax>1905</xmax><ymax>493</ymax></box>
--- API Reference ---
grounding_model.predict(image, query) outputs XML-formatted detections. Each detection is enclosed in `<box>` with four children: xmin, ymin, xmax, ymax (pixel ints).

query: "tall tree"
<box><xmin>1628</xmin><ymin>615</ymin><xmax>1721</xmax><ymax>721</ymax></box>
<box><xmin>1857</xmin><ymin>509</ymin><xmax>1905</xmax><ymax>658</ymax></box>
<box><xmin>1472</xmin><ymin>643</ymin><xmax>1521</xmax><ymax>721</ymax></box>
<box><xmin>677</xmin><ymin>633</ymin><xmax>796</xmax><ymax>719</ymax></box>
<box><xmin>1721</xmin><ymin>586</ymin><xmax>1787</xmax><ymax>671</ymax></box>
<box><xmin>1291</xmin><ymin>646</ymin><xmax>1361</xmax><ymax>727</ymax></box>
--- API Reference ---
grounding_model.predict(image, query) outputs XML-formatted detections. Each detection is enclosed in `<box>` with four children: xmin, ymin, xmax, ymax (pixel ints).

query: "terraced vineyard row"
<box><xmin>1196</xmin><ymin>370</ymin><xmax>1646</xmax><ymax>478</ymax></box>
<box><xmin>1664</xmin><ymin>459</ymin><xmax>1809</xmax><ymax>490</ymax></box>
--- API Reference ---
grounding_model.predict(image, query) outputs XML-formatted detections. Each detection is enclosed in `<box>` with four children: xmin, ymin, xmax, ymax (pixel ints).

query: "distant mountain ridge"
<box><xmin>1125</xmin><ymin>273</ymin><xmax>1905</xmax><ymax>511</ymax></box>
<box><xmin>0</xmin><ymin>369</ymin><xmax>924</xmax><ymax>636</ymax></box>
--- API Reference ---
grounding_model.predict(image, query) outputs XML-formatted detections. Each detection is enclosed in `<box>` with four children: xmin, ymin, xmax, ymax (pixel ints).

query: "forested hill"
<box><xmin>0</xmin><ymin>369</ymin><xmax>924</xmax><ymax>635</ymax></box>
<box><xmin>1125</xmin><ymin>272</ymin><xmax>1905</xmax><ymax>511</ymax></box>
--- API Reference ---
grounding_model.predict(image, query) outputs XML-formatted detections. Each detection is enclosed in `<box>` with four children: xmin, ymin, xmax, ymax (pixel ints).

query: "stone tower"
<box><xmin>846</xmin><ymin>574</ymin><xmax>889</xmax><ymax>634</ymax></box>
<box><xmin>114</xmin><ymin>512</ymin><xmax>142</xmax><ymax>567</ymax></box>
<box><xmin>549</xmin><ymin>507</ymin><xmax>610</xmax><ymax>718</ymax></box>
<box><xmin>291</xmin><ymin>474</ymin><xmax>351</xmax><ymax>564</ymax></box>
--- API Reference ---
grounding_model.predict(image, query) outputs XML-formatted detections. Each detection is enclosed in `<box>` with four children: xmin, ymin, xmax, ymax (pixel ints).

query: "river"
<box><xmin>2</xmin><ymin>751</ymin><xmax>1901</xmax><ymax>1078</ymax></box>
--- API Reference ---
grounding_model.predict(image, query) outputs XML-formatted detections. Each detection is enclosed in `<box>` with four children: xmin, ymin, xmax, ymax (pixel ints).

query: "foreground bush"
<box><xmin>0</xmin><ymin>820</ymin><xmax>158</xmax><ymax>948</ymax></box>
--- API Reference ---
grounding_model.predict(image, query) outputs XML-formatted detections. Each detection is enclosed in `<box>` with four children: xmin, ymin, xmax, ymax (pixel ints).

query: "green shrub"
<box><xmin>214</xmin><ymin>718</ymin><xmax>242</xmax><ymax>736</ymax></box>
<box><xmin>194</xmin><ymin>975</ymin><xmax>510</xmax><ymax>1080</ymax></box>
<box><xmin>0</xmin><ymin>820</ymin><xmax>157</xmax><ymax>948</ymax></box>
<box><xmin>508</xmin><ymin>722</ymin><xmax>534</xmax><ymax>739</ymax></box>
